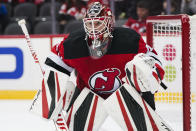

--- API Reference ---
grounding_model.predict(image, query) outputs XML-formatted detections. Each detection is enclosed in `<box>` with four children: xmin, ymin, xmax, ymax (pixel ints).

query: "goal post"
<box><xmin>146</xmin><ymin>14</ymin><xmax>196</xmax><ymax>131</ymax></box>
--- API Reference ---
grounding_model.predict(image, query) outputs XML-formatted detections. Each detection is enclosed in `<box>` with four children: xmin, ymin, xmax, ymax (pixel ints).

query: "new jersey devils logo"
<box><xmin>89</xmin><ymin>68</ymin><xmax>122</xmax><ymax>94</ymax></box>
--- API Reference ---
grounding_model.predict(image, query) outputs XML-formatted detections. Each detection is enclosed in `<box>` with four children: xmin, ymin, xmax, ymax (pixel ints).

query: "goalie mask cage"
<box><xmin>146</xmin><ymin>14</ymin><xmax>196</xmax><ymax>131</ymax></box>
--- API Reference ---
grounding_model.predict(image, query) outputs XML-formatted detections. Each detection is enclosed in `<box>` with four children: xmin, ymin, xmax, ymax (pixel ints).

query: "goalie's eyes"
<box><xmin>86</xmin><ymin>21</ymin><xmax>102</xmax><ymax>28</ymax></box>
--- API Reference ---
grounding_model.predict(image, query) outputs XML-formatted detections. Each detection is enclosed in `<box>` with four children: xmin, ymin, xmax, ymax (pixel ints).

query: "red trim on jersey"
<box><xmin>87</xmin><ymin>95</ymin><xmax>99</xmax><ymax>131</ymax></box>
<box><xmin>42</xmin><ymin>79</ymin><xmax>49</xmax><ymax>119</ymax></box>
<box><xmin>142</xmin><ymin>99</ymin><xmax>159</xmax><ymax>131</ymax></box>
<box><xmin>116</xmin><ymin>90</ymin><xmax>134</xmax><ymax>130</ymax></box>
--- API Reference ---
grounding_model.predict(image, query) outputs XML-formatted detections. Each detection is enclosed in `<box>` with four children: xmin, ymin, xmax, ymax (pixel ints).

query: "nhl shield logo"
<box><xmin>89</xmin><ymin>68</ymin><xmax>122</xmax><ymax>94</ymax></box>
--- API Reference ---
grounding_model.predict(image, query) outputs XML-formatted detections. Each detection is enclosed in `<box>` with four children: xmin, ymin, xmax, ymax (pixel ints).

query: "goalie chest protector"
<box><xmin>62</xmin><ymin>27</ymin><xmax>148</xmax><ymax>99</ymax></box>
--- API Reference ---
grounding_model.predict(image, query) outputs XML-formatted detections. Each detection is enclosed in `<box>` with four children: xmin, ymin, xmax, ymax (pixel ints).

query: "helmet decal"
<box><xmin>87</xmin><ymin>2</ymin><xmax>102</xmax><ymax>17</ymax></box>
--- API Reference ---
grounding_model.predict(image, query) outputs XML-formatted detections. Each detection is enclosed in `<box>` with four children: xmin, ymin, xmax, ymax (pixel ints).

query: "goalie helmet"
<box><xmin>83</xmin><ymin>1</ymin><xmax>114</xmax><ymax>59</ymax></box>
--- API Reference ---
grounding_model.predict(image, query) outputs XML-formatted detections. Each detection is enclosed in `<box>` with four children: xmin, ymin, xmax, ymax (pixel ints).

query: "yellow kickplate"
<box><xmin>0</xmin><ymin>90</ymin><xmax>37</xmax><ymax>99</ymax></box>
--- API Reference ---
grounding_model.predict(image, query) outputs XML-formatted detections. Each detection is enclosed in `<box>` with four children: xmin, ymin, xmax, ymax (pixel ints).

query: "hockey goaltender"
<box><xmin>29</xmin><ymin>1</ymin><xmax>173</xmax><ymax>131</ymax></box>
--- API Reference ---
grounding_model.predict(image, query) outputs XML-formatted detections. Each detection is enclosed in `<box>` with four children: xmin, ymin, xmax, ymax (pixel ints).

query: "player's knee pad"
<box><xmin>141</xmin><ymin>91</ymin><xmax>156</xmax><ymax>110</ymax></box>
<box><xmin>65</xmin><ymin>88</ymin><xmax>107</xmax><ymax>131</ymax></box>
<box><xmin>103</xmin><ymin>83</ymin><xmax>173</xmax><ymax>131</ymax></box>
<box><xmin>30</xmin><ymin>68</ymin><xmax>76</xmax><ymax>120</ymax></box>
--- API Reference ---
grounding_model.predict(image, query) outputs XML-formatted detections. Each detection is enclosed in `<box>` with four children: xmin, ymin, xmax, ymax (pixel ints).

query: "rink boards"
<box><xmin>0</xmin><ymin>35</ymin><xmax>65</xmax><ymax>99</ymax></box>
<box><xmin>0</xmin><ymin>34</ymin><xmax>195</xmax><ymax>104</ymax></box>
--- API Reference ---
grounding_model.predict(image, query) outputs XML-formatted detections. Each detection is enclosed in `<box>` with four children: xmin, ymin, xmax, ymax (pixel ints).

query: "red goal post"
<box><xmin>146</xmin><ymin>14</ymin><xmax>196</xmax><ymax>131</ymax></box>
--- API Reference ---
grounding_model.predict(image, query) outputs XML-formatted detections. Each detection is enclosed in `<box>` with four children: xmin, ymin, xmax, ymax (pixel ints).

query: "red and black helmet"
<box><xmin>83</xmin><ymin>1</ymin><xmax>114</xmax><ymax>59</ymax></box>
<box><xmin>83</xmin><ymin>1</ymin><xmax>114</xmax><ymax>40</ymax></box>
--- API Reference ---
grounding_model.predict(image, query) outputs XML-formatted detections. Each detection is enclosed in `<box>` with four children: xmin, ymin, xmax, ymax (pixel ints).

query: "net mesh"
<box><xmin>153</xmin><ymin>22</ymin><xmax>181</xmax><ymax>37</ymax></box>
<box><xmin>147</xmin><ymin>15</ymin><xmax>196</xmax><ymax>130</ymax></box>
<box><xmin>150</xmin><ymin>20</ymin><xmax>183</xmax><ymax>104</ymax></box>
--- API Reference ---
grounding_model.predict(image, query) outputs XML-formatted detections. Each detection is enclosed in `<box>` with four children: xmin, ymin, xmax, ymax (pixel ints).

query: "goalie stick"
<box><xmin>18</xmin><ymin>19</ymin><xmax>69</xmax><ymax>131</ymax></box>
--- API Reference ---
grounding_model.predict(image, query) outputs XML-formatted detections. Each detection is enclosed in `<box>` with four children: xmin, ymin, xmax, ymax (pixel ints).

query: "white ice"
<box><xmin>0</xmin><ymin>100</ymin><xmax>195</xmax><ymax>131</ymax></box>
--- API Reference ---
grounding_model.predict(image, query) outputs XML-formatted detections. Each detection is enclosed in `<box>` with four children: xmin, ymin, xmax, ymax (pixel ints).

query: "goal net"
<box><xmin>146</xmin><ymin>14</ymin><xmax>196</xmax><ymax>131</ymax></box>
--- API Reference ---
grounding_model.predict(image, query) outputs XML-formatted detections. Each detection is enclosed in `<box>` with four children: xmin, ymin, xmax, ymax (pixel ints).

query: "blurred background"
<box><xmin>0</xmin><ymin>0</ymin><xmax>195</xmax><ymax>35</ymax></box>
<box><xmin>0</xmin><ymin>0</ymin><xmax>196</xmax><ymax>131</ymax></box>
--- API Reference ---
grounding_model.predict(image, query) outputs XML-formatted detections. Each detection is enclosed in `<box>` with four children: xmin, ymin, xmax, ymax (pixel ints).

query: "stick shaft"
<box><xmin>19</xmin><ymin>21</ymin><xmax>45</xmax><ymax>75</ymax></box>
<box><xmin>18</xmin><ymin>19</ymin><xmax>69</xmax><ymax>131</ymax></box>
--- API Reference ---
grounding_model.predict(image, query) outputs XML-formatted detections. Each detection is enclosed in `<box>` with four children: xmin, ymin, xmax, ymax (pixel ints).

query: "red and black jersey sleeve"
<box><xmin>45</xmin><ymin>34</ymin><xmax>74</xmax><ymax>76</ymax></box>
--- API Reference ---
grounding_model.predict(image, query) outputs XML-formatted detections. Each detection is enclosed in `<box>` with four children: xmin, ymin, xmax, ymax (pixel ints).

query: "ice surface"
<box><xmin>0</xmin><ymin>100</ymin><xmax>194</xmax><ymax>131</ymax></box>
